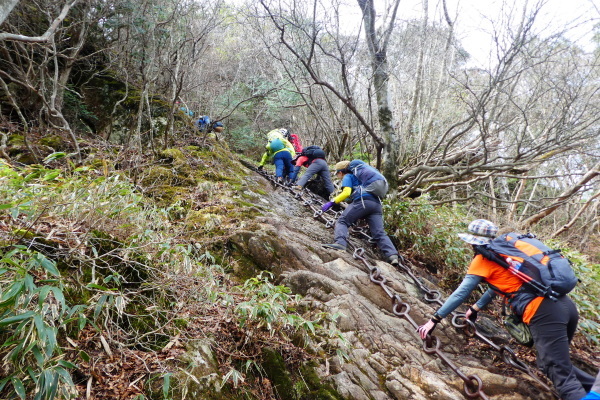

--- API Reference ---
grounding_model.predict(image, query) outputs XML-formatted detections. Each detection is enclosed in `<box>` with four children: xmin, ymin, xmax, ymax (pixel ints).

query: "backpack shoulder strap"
<box><xmin>474</xmin><ymin>245</ymin><xmax>510</xmax><ymax>269</ymax></box>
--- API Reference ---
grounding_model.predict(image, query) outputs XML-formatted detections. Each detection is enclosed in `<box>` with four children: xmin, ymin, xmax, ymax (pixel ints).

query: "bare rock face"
<box><xmin>228</xmin><ymin>175</ymin><xmax>554</xmax><ymax>400</ymax></box>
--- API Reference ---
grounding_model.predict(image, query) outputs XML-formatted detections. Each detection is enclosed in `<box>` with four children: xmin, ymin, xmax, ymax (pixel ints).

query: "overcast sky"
<box><xmin>448</xmin><ymin>0</ymin><xmax>599</xmax><ymax>65</ymax></box>
<box><xmin>235</xmin><ymin>0</ymin><xmax>600</xmax><ymax>66</ymax></box>
<box><xmin>333</xmin><ymin>0</ymin><xmax>600</xmax><ymax>66</ymax></box>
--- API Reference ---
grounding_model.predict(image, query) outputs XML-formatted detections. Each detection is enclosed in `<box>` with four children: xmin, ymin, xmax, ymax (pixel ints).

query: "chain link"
<box><xmin>255</xmin><ymin>168</ymin><xmax>557</xmax><ymax>399</ymax></box>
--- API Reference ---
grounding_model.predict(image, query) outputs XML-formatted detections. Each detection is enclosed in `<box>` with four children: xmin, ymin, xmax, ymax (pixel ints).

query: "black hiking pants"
<box><xmin>529</xmin><ymin>296</ymin><xmax>595</xmax><ymax>400</ymax></box>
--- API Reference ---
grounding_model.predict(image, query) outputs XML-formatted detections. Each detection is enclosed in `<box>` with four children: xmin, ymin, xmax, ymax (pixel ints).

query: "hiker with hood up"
<box><xmin>321</xmin><ymin>160</ymin><xmax>399</xmax><ymax>266</ymax></box>
<box><xmin>257</xmin><ymin>128</ymin><xmax>296</xmax><ymax>183</ymax></box>
<box><xmin>417</xmin><ymin>219</ymin><xmax>597</xmax><ymax>400</ymax></box>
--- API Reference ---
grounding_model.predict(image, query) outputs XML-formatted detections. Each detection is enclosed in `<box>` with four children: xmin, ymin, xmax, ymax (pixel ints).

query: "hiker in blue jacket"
<box><xmin>321</xmin><ymin>160</ymin><xmax>399</xmax><ymax>266</ymax></box>
<box><xmin>196</xmin><ymin>116</ymin><xmax>224</xmax><ymax>133</ymax></box>
<box><xmin>196</xmin><ymin>115</ymin><xmax>211</xmax><ymax>132</ymax></box>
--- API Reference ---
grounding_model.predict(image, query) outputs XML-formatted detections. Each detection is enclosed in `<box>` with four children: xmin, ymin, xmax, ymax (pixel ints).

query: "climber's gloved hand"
<box><xmin>466</xmin><ymin>306</ymin><xmax>478</xmax><ymax>322</ymax></box>
<box><xmin>417</xmin><ymin>314</ymin><xmax>442</xmax><ymax>339</ymax></box>
<box><xmin>321</xmin><ymin>201</ymin><xmax>335</xmax><ymax>212</ymax></box>
<box><xmin>257</xmin><ymin>165</ymin><xmax>264</xmax><ymax>171</ymax></box>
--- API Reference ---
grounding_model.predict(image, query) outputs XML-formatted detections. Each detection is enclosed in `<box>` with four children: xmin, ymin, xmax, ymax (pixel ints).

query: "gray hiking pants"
<box><xmin>529</xmin><ymin>296</ymin><xmax>595</xmax><ymax>400</ymax></box>
<box><xmin>296</xmin><ymin>158</ymin><xmax>335</xmax><ymax>196</ymax></box>
<box><xmin>333</xmin><ymin>198</ymin><xmax>397</xmax><ymax>258</ymax></box>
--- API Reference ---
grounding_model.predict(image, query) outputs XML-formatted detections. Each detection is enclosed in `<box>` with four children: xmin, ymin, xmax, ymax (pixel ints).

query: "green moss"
<box><xmin>13</xmin><ymin>152</ymin><xmax>37</xmax><ymax>165</ymax></box>
<box><xmin>158</xmin><ymin>148</ymin><xmax>185</xmax><ymax>164</ymax></box>
<box><xmin>261</xmin><ymin>347</ymin><xmax>296</xmax><ymax>399</ymax></box>
<box><xmin>174</xmin><ymin>319</ymin><xmax>189</xmax><ymax>329</ymax></box>
<box><xmin>149</xmin><ymin>185</ymin><xmax>187</xmax><ymax>208</ymax></box>
<box><xmin>187</xmin><ymin>143</ymin><xmax>248</xmax><ymax>180</ymax></box>
<box><xmin>146</xmin><ymin>372</ymin><xmax>252</xmax><ymax>400</ymax></box>
<box><xmin>39</xmin><ymin>135</ymin><xmax>67</xmax><ymax>150</ymax></box>
<box><xmin>8</xmin><ymin>134</ymin><xmax>25</xmax><ymax>146</ymax></box>
<box><xmin>196</xmin><ymin>169</ymin><xmax>232</xmax><ymax>182</ymax></box>
<box><xmin>227</xmin><ymin>202</ymin><xmax>262</xmax><ymax>220</ymax></box>
<box><xmin>11</xmin><ymin>228</ymin><xmax>36</xmax><ymax>240</ymax></box>
<box><xmin>185</xmin><ymin>211</ymin><xmax>225</xmax><ymax>236</ymax></box>
<box><xmin>298</xmin><ymin>362</ymin><xmax>344</xmax><ymax>400</ymax></box>
<box><xmin>141</xmin><ymin>166</ymin><xmax>196</xmax><ymax>187</ymax></box>
<box><xmin>231</xmin><ymin>253</ymin><xmax>262</xmax><ymax>281</ymax></box>
<box><xmin>89</xmin><ymin>229</ymin><xmax>122</xmax><ymax>256</ymax></box>
<box><xmin>234</xmin><ymin>199</ymin><xmax>255</xmax><ymax>208</ymax></box>
<box><xmin>257</xmin><ymin>351</ymin><xmax>343</xmax><ymax>400</ymax></box>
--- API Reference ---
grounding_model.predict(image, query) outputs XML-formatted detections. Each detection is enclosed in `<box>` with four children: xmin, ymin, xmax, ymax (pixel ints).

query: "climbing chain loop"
<box><xmin>255</xmin><ymin>168</ymin><xmax>557</xmax><ymax>399</ymax></box>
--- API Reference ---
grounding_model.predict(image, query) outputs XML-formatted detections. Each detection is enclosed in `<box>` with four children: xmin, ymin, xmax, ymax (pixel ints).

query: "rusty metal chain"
<box><xmin>391</xmin><ymin>256</ymin><xmax>556</xmax><ymax>394</ymax></box>
<box><xmin>357</xmin><ymin>249</ymin><xmax>490</xmax><ymax>399</ymax></box>
<box><xmin>255</xmin><ymin>168</ymin><xmax>557</xmax><ymax>399</ymax></box>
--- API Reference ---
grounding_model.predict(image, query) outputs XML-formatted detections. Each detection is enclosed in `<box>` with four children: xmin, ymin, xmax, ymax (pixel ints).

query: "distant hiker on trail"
<box><xmin>212</xmin><ymin>121</ymin><xmax>224</xmax><ymax>133</ymax></box>
<box><xmin>289</xmin><ymin>145</ymin><xmax>335</xmax><ymax>198</ymax></box>
<box><xmin>176</xmin><ymin>102</ymin><xmax>194</xmax><ymax>117</ymax></box>
<box><xmin>321</xmin><ymin>160</ymin><xmax>399</xmax><ymax>266</ymax></box>
<box><xmin>257</xmin><ymin>128</ymin><xmax>296</xmax><ymax>183</ymax></box>
<box><xmin>196</xmin><ymin>116</ymin><xmax>224</xmax><ymax>134</ymax></box>
<box><xmin>282</xmin><ymin>129</ymin><xmax>303</xmax><ymax>154</ymax></box>
<box><xmin>417</xmin><ymin>219</ymin><xmax>597</xmax><ymax>400</ymax></box>
<box><xmin>196</xmin><ymin>116</ymin><xmax>211</xmax><ymax>133</ymax></box>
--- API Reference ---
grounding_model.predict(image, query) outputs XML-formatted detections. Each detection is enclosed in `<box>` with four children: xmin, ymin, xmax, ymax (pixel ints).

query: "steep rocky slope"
<box><xmin>228</xmin><ymin>168</ymin><xmax>562</xmax><ymax>400</ymax></box>
<box><xmin>2</xmin><ymin>134</ymin><xmax>595</xmax><ymax>400</ymax></box>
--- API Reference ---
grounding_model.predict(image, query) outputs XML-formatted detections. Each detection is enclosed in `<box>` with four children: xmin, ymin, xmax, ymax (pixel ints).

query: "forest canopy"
<box><xmin>1</xmin><ymin>0</ymin><xmax>599</xmax><ymax>251</ymax></box>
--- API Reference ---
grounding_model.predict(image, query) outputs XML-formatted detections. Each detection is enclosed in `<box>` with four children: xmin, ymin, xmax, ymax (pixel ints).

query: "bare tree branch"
<box><xmin>521</xmin><ymin>161</ymin><xmax>600</xmax><ymax>229</ymax></box>
<box><xmin>0</xmin><ymin>0</ymin><xmax>79</xmax><ymax>42</ymax></box>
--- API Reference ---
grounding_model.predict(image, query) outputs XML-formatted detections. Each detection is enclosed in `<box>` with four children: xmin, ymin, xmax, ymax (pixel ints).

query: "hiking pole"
<box><xmin>506</xmin><ymin>265</ymin><xmax>558</xmax><ymax>301</ymax></box>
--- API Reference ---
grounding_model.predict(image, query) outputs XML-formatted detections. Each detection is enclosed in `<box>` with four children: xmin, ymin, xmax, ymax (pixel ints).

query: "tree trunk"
<box><xmin>0</xmin><ymin>0</ymin><xmax>19</xmax><ymax>25</ymax></box>
<box><xmin>357</xmin><ymin>0</ymin><xmax>401</xmax><ymax>187</ymax></box>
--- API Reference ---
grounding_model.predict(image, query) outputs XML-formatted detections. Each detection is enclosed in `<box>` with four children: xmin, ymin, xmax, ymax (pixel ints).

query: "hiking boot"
<box><xmin>322</xmin><ymin>243</ymin><xmax>346</xmax><ymax>251</ymax></box>
<box><xmin>387</xmin><ymin>255</ymin><xmax>399</xmax><ymax>266</ymax></box>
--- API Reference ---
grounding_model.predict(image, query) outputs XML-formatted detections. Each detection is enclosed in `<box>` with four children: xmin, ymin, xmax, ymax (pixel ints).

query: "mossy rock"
<box><xmin>258</xmin><ymin>349</ymin><xmax>343</xmax><ymax>400</ymax></box>
<box><xmin>185</xmin><ymin>211</ymin><xmax>224</xmax><ymax>235</ymax></box>
<box><xmin>8</xmin><ymin>134</ymin><xmax>25</xmax><ymax>146</ymax></box>
<box><xmin>11</xmin><ymin>150</ymin><xmax>37</xmax><ymax>164</ymax></box>
<box><xmin>141</xmin><ymin>166</ymin><xmax>196</xmax><ymax>188</ymax></box>
<box><xmin>298</xmin><ymin>362</ymin><xmax>344</xmax><ymax>400</ymax></box>
<box><xmin>221</xmin><ymin>200</ymin><xmax>262</xmax><ymax>221</ymax></box>
<box><xmin>144</xmin><ymin>185</ymin><xmax>187</xmax><ymax>207</ymax></box>
<box><xmin>196</xmin><ymin>169</ymin><xmax>237</xmax><ymax>182</ymax></box>
<box><xmin>261</xmin><ymin>347</ymin><xmax>296</xmax><ymax>399</ymax></box>
<box><xmin>39</xmin><ymin>134</ymin><xmax>67</xmax><ymax>150</ymax></box>
<box><xmin>187</xmin><ymin>142</ymin><xmax>247</xmax><ymax>178</ymax></box>
<box><xmin>158</xmin><ymin>148</ymin><xmax>186</xmax><ymax>166</ymax></box>
<box><xmin>228</xmin><ymin>229</ymin><xmax>295</xmax><ymax>279</ymax></box>
<box><xmin>85</xmin><ymin>230</ymin><xmax>150</xmax><ymax>286</ymax></box>
<box><xmin>89</xmin><ymin>229</ymin><xmax>123</xmax><ymax>256</ymax></box>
